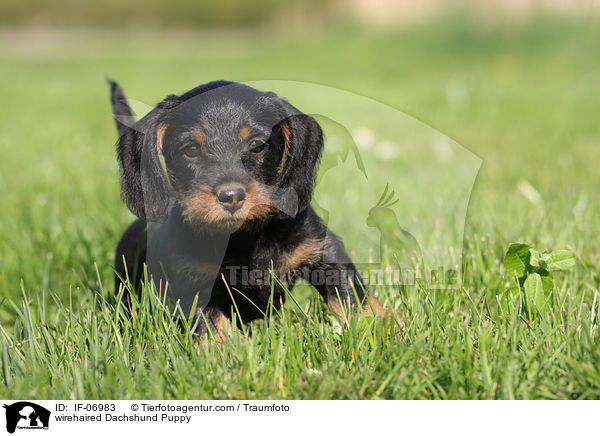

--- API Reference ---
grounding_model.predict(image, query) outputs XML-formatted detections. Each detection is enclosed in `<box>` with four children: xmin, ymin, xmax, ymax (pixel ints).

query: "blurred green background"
<box><xmin>1</xmin><ymin>0</ymin><xmax>599</xmax><ymax>398</ymax></box>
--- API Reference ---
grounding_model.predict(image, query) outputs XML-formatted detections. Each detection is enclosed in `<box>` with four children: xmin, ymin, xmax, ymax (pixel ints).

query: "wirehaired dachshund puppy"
<box><xmin>110</xmin><ymin>80</ymin><xmax>388</xmax><ymax>340</ymax></box>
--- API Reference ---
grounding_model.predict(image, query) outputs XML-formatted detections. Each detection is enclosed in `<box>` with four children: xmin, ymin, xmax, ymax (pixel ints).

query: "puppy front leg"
<box><xmin>195</xmin><ymin>306</ymin><xmax>232</xmax><ymax>342</ymax></box>
<box><xmin>311</xmin><ymin>234</ymin><xmax>387</xmax><ymax>322</ymax></box>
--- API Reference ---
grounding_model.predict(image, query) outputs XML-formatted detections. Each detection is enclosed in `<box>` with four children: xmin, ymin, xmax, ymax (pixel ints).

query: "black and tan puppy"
<box><xmin>110</xmin><ymin>80</ymin><xmax>388</xmax><ymax>340</ymax></box>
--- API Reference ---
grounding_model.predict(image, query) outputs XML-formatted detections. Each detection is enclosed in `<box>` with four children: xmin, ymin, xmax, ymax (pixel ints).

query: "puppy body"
<box><xmin>111</xmin><ymin>80</ymin><xmax>384</xmax><ymax>337</ymax></box>
<box><xmin>116</xmin><ymin>205</ymin><xmax>361</xmax><ymax>331</ymax></box>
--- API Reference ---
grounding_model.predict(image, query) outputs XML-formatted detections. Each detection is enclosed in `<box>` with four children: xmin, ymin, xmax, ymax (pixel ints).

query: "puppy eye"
<box><xmin>182</xmin><ymin>144</ymin><xmax>201</xmax><ymax>157</ymax></box>
<box><xmin>249</xmin><ymin>138</ymin><xmax>266</xmax><ymax>153</ymax></box>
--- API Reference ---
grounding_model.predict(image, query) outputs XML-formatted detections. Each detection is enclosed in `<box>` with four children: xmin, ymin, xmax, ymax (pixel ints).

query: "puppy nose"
<box><xmin>217</xmin><ymin>186</ymin><xmax>246</xmax><ymax>212</ymax></box>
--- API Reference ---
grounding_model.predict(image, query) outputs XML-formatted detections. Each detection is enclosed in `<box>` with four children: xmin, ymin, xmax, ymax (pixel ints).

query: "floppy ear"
<box><xmin>274</xmin><ymin>99</ymin><xmax>324</xmax><ymax>215</ymax></box>
<box><xmin>109</xmin><ymin>80</ymin><xmax>180</xmax><ymax>221</ymax></box>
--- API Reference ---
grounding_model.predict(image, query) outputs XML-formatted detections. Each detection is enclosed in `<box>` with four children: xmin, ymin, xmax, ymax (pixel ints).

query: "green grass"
<box><xmin>1</xmin><ymin>16</ymin><xmax>600</xmax><ymax>399</ymax></box>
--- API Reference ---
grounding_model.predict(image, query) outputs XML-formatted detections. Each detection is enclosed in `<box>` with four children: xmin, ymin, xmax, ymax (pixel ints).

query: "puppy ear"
<box><xmin>110</xmin><ymin>81</ymin><xmax>180</xmax><ymax>221</ymax></box>
<box><xmin>274</xmin><ymin>100</ymin><xmax>324</xmax><ymax>215</ymax></box>
<box><xmin>108</xmin><ymin>78</ymin><xmax>135</xmax><ymax>138</ymax></box>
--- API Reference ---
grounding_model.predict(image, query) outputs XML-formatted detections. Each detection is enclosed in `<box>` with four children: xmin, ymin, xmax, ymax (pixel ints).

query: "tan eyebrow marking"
<box><xmin>193</xmin><ymin>130</ymin><xmax>207</xmax><ymax>143</ymax></box>
<box><xmin>239</xmin><ymin>126</ymin><xmax>252</xmax><ymax>140</ymax></box>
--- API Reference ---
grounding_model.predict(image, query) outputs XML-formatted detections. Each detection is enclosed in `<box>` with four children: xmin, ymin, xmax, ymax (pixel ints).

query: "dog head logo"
<box><xmin>3</xmin><ymin>402</ymin><xmax>50</xmax><ymax>433</ymax></box>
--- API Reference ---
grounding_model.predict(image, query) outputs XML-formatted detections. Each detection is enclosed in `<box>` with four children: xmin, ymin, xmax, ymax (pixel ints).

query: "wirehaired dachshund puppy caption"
<box><xmin>110</xmin><ymin>80</ymin><xmax>397</xmax><ymax>340</ymax></box>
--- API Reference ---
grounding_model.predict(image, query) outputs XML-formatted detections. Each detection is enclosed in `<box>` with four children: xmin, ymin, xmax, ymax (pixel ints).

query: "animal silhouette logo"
<box><xmin>366</xmin><ymin>184</ymin><xmax>423</xmax><ymax>268</ymax></box>
<box><xmin>311</xmin><ymin>121</ymin><xmax>367</xmax><ymax>229</ymax></box>
<box><xmin>2</xmin><ymin>402</ymin><xmax>50</xmax><ymax>433</ymax></box>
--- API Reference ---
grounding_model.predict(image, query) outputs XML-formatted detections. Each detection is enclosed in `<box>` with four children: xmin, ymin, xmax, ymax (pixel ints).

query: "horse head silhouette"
<box><xmin>367</xmin><ymin>184</ymin><xmax>422</xmax><ymax>268</ymax></box>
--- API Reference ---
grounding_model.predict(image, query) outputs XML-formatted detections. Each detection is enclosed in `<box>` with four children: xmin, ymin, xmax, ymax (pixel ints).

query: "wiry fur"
<box><xmin>110</xmin><ymin>79</ymin><xmax>390</xmax><ymax>338</ymax></box>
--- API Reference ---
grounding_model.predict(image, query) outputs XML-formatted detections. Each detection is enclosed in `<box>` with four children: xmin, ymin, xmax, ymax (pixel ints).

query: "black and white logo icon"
<box><xmin>3</xmin><ymin>402</ymin><xmax>50</xmax><ymax>433</ymax></box>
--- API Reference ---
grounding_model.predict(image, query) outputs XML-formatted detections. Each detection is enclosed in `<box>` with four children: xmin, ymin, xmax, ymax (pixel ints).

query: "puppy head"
<box><xmin>112</xmin><ymin>81</ymin><xmax>323</xmax><ymax>232</ymax></box>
